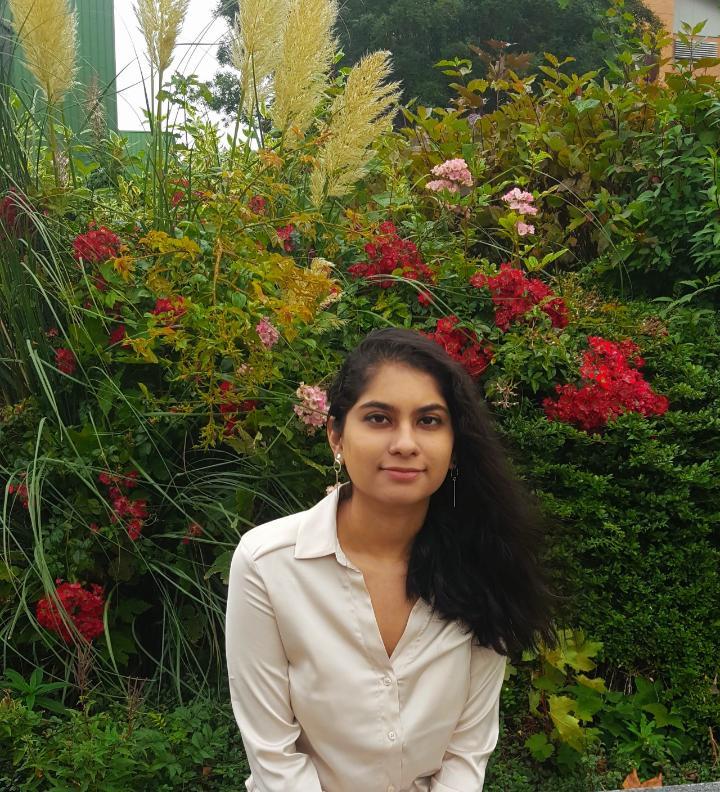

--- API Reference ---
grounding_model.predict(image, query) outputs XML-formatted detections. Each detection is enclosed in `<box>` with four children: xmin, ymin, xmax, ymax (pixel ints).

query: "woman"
<box><xmin>225</xmin><ymin>327</ymin><xmax>556</xmax><ymax>792</ymax></box>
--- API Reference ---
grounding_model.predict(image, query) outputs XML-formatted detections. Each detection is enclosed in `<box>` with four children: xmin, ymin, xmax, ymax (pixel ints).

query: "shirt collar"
<box><xmin>294</xmin><ymin>481</ymin><xmax>351</xmax><ymax>560</ymax></box>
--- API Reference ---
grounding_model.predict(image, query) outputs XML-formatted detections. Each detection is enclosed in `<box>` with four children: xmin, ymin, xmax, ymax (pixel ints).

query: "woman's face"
<box><xmin>327</xmin><ymin>362</ymin><xmax>455</xmax><ymax>506</ymax></box>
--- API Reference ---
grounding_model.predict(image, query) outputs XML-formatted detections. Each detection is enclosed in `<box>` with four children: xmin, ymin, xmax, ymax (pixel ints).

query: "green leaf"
<box><xmin>575</xmin><ymin>674</ymin><xmax>606</xmax><ymax>693</ymax></box>
<box><xmin>525</xmin><ymin>732</ymin><xmax>555</xmax><ymax>760</ymax></box>
<box><xmin>549</xmin><ymin>695</ymin><xmax>586</xmax><ymax>752</ymax></box>
<box><xmin>205</xmin><ymin>549</ymin><xmax>234</xmax><ymax>585</ymax></box>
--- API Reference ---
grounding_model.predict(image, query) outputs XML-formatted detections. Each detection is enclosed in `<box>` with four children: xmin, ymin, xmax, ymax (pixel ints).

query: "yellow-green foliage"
<box><xmin>269</xmin><ymin>0</ymin><xmax>338</xmax><ymax>145</ymax></box>
<box><xmin>134</xmin><ymin>0</ymin><xmax>189</xmax><ymax>75</ymax></box>
<box><xmin>231</xmin><ymin>0</ymin><xmax>288</xmax><ymax>115</ymax></box>
<box><xmin>8</xmin><ymin>0</ymin><xmax>77</xmax><ymax>104</ymax></box>
<box><xmin>310</xmin><ymin>50</ymin><xmax>401</xmax><ymax>205</ymax></box>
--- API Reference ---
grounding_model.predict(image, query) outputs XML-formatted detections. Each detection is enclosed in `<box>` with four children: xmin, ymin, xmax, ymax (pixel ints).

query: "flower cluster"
<box><xmin>7</xmin><ymin>472</ymin><xmax>29</xmax><ymax>509</ymax></box>
<box><xmin>543</xmin><ymin>336</ymin><xmax>670</xmax><ymax>432</ymax></box>
<box><xmin>98</xmin><ymin>469</ymin><xmax>147</xmax><ymax>541</ymax></box>
<box><xmin>36</xmin><ymin>581</ymin><xmax>105</xmax><ymax>643</ymax></box>
<box><xmin>55</xmin><ymin>347</ymin><xmax>78</xmax><ymax>375</ymax></box>
<box><xmin>72</xmin><ymin>224</ymin><xmax>122</xmax><ymax>263</ymax></box>
<box><xmin>470</xmin><ymin>263</ymin><xmax>569</xmax><ymax>332</ymax></box>
<box><xmin>294</xmin><ymin>383</ymin><xmax>329</xmax><ymax>434</ymax></box>
<box><xmin>502</xmin><ymin>188</ymin><xmax>537</xmax><ymax>215</ymax></box>
<box><xmin>249</xmin><ymin>195</ymin><xmax>267</xmax><ymax>215</ymax></box>
<box><xmin>218</xmin><ymin>380</ymin><xmax>257</xmax><ymax>436</ymax></box>
<box><xmin>277</xmin><ymin>224</ymin><xmax>296</xmax><ymax>252</ymax></box>
<box><xmin>501</xmin><ymin>187</ymin><xmax>537</xmax><ymax>235</ymax></box>
<box><xmin>422</xmin><ymin>316</ymin><xmax>493</xmax><ymax>377</ymax></box>
<box><xmin>256</xmin><ymin>317</ymin><xmax>280</xmax><ymax>348</ymax></box>
<box><xmin>150</xmin><ymin>295</ymin><xmax>187</xmax><ymax>321</ymax></box>
<box><xmin>517</xmin><ymin>222</ymin><xmax>534</xmax><ymax>237</ymax></box>
<box><xmin>348</xmin><ymin>221</ymin><xmax>434</xmax><ymax>298</ymax></box>
<box><xmin>182</xmin><ymin>521</ymin><xmax>204</xmax><ymax>545</ymax></box>
<box><xmin>426</xmin><ymin>158</ymin><xmax>473</xmax><ymax>193</ymax></box>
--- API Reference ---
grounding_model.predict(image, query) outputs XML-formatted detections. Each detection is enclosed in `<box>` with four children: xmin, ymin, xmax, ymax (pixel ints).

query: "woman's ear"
<box><xmin>326</xmin><ymin>416</ymin><xmax>341</xmax><ymax>455</ymax></box>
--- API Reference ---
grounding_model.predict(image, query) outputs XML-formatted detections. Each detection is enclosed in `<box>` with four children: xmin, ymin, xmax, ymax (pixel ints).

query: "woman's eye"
<box><xmin>365</xmin><ymin>414</ymin><xmax>441</xmax><ymax>426</ymax></box>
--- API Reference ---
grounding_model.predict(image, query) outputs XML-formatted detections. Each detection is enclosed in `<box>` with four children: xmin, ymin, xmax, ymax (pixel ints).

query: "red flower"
<box><xmin>55</xmin><ymin>347</ymin><xmax>77</xmax><ymax>375</ymax></box>
<box><xmin>150</xmin><ymin>295</ymin><xmax>187</xmax><ymax>321</ymax></box>
<box><xmin>7</xmin><ymin>480</ymin><xmax>29</xmax><ymax>509</ymax></box>
<box><xmin>218</xmin><ymin>382</ymin><xmax>258</xmax><ymax>435</ymax></box>
<box><xmin>249</xmin><ymin>195</ymin><xmax>267</xmax><ymax>215</ymax></box>
<box><xmin>543</xmin><ymin>336</ymin><xmax>669</xmax><ymax>432</ymax></box>
<box><xmin>182</xmin><ymin>521</ymin><xmax>203</xmax><ymax>545</ymax></box>
<box><xmin>108</xmin><ymin>324</ymin><xmax>129</xmax><ymax>347</ymax></box>
<box><xmin>421</xmin><ymin>316</ymin><xmax>492</xmax><ymax>378</ymax></box>
<box><xmin>276</xmin><ymin>224</ymin><xmax>296</xmax><ymax>252</ymax></box>
<box><xmin>127</xmin><ymin>519</ymin><xmax>143</xmax><ymax>541</ymax></box>
<box><xmin>36</xmin><ymin>581</ymin><xmax>105</xmax><ymax>643</ymax></box>
<box><xmin>72</xmin><ymin>226</ymin><xmax>121</xmax><ymax>263</ymax></box>
<box><xmin>348</xmin><ymin>223</ymin><xmax>435</xmax><ymax>290</ymax></box>
<box><xmin>98</xmin><ymin>469</ymin><xmax>147</xmax><ymax>539</ymax></box>
<box><xmin>470</xmin><ymin>263</ymin><xmax>568</xmax><ymax>331</ymax></box>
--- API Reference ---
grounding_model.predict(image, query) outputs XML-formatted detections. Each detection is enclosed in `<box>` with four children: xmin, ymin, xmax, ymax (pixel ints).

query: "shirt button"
<box><xmin>383</xmin><ymin>676</ymin><xmax>392</xmax><ymax>686</ymax></box>
<box><xmin>387</xmin><ymin>730</ymin><xmax>396</xmax><ymax>741</ymax></box>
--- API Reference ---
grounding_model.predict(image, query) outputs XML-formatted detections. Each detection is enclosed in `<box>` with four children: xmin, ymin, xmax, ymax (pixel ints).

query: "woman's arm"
<box><xmin>429</xmin><ymin>645</ymin><xmax>507</xmax><ymax>792</ymax></box>
<box><xmin>225</xmin><ymin>541</ymin><xmax>324</xmax><ymax>792</ymax></box>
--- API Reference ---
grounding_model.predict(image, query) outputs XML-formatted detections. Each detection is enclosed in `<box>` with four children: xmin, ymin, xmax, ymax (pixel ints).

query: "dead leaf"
<box><xmin>622</xmin><ymin>769</ymin><xmax>663</xmax><ymax>788</ymax></box>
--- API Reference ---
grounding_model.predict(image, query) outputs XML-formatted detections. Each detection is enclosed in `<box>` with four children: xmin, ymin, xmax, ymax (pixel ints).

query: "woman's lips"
<box><xmin>382</xmin><ymin>468</ymin><xmax>423</xmax><ymax>481</ymax></box>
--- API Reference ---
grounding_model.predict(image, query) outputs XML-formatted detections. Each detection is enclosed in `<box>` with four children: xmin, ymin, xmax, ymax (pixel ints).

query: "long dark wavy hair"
<box><xmin>326</xmin><ymin>327</ymin><xmax>558</xmax><ymax>656</ymax></box>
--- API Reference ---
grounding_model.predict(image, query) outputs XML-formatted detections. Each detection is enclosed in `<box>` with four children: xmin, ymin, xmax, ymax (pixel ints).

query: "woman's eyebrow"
<box><xmin>358</xmin><ymin>400</ymin><xmax>449</xmax><ymax>414</ymax></box>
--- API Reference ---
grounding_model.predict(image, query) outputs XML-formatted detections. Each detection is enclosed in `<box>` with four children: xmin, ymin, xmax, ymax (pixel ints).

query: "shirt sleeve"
<box><xmin>429</xmin><ymin>644</ymin><xmax>507</xmax><ymax>792</ymax></box>
<box><xmin>225</xmin><ymin>540</ymin><xmax>324</xmax><ymax>792</ymax></box>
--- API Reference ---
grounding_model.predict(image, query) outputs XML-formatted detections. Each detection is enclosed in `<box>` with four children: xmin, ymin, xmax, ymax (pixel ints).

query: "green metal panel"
<box><xmin>68</xmin><ymin>0</ymin><xmax>118</xmax><ymax>133</ymax></box>
<box><xmin>1</xmin><ymin>0</ymin><xmax>118</xmax><ymax>134</ymax></box>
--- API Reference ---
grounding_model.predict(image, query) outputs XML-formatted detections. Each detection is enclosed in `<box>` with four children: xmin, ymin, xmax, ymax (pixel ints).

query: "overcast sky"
<box><xmin>114</xmin><ymin>0</ymin><xmax>229</xmax><ymax>131</ymax></box>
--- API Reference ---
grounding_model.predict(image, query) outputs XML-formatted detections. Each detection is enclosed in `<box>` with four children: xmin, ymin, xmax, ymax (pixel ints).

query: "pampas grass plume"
<box><xmin>310</xmin><ymin>50</ymin><xmax>400</xmax><ymax>205</ymax></box>
<box><xmin>134</xmin><ymin>0</ymin><xmax>190</xmax><ymax>74</ymax></box>
<box><xmin>231</xmin><ymin>0</ymin><xmax>287</xmax><ymax>115</ymax></box>
<box><xmin>269</xmin><ymin>0</ymin><xmax>338</xmax><ymax>144</ymax></box>
<box><xmin>8</xmin><ymin>0</ymin><xmax>77</xmax><ymax>104</ymax></box>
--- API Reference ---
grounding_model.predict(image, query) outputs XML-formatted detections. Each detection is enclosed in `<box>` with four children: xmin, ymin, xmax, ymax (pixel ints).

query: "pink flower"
<box><xmin>426</xmin><ymin>179</ymin><xmax>460</xmax><ymax>194</ymax></box>
<box><xmin>256</xmin><ymin>317</ymin><xmax>280</xmax><ymax>348</ymax></box>
<box><xmin>501</xmin><ymin>188</ymin><xmax>538</xmax><ymax>216</ymax></box>
<box><xmin>431</xmin><ymin>158</ymin><xmax>473</xmax><ymax>187</ymax></box>
<box><xmin>516</xmin><ymin>222</ymin><xmax>535</xmax><ymax>236</ymax></box>
<box><xmin>293</xmin><ymin>383</ymin><xmax>329</xmax><ymax>433</ymax></box>
<box><xmin>55</xmin><ymin>347</ymin><xmax>77</xmax><ymax>375</ymax></box>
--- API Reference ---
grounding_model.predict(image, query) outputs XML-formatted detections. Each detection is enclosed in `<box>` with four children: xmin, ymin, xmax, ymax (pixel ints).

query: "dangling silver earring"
<box><xmin>450</xmin><ymin>464</ymin><xmax>458</xmax><ymax>508</ymax></box>
<box><xmin>333</xmin><ymin>452</ymin><xmax>343</xmax><ymax>488</ymax></box>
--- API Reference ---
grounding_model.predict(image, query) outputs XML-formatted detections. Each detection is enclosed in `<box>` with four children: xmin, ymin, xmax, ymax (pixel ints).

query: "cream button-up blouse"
<box><xmin>225</xmin><ymin>482</ymin><xmax>507</xmax><ymax>792</ymax></box>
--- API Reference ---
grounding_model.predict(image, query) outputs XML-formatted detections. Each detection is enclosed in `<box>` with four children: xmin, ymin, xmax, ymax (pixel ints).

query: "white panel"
<box><xmin>675</xmin><ymin>0</ymin><xmax>720</xmax><ymax>37</ymax></box>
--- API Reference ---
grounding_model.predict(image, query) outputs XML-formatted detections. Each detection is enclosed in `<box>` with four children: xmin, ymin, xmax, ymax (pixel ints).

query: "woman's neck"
<box><xmin>335</xmin><ymin>488</ymin><xmax>429</xmax><ymax>565</ymax></box>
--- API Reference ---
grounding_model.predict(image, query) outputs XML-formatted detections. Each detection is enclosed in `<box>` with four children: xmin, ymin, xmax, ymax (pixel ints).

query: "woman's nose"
<box><xmin>389</xmin><ymin>422</ymin><xmax>420</xmax><ymax>453</ymax></box>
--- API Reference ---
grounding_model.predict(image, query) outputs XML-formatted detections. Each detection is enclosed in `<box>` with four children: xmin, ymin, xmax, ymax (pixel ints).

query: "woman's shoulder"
<box><xmin>237</xmin><ymin>509</ymin><xmax>308</xmax><ymax>563</ymax></box>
